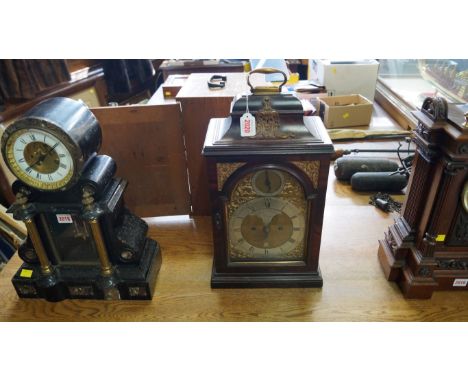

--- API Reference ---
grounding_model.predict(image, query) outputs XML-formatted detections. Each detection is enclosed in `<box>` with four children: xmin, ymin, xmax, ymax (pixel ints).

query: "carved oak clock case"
<box><xmin>378</xmin><ymin>97</ymin><xmax>468</xmax><ymax>298</ymax></box>
<box><xmin>203</xmin><ymin>68</ymin><xmax>334</xmax><ymax>288</ymax></box>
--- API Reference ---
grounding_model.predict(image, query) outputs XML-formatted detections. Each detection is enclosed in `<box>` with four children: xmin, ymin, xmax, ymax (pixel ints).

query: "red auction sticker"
<box><xmin>56</xmin><ymin>214</ymin><xmax>73</xmax><ymax>224</ymax></box>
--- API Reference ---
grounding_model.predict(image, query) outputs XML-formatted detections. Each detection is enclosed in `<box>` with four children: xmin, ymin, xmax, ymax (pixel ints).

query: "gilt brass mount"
<box><xmin>247</xmin><ymin>67</ymin><xmax>287</xmax><ymax>95</ymax></box>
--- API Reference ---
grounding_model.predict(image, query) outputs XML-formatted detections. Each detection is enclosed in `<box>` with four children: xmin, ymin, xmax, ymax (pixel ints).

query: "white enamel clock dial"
<box><xmin>4</xmin><ymin>128</ymin><xmax>74</xmax><ymax>190</ymax></box>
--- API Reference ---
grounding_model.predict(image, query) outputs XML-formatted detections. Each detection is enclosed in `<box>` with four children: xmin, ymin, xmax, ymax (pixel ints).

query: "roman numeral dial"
<box><xmin>226</xmin><ymin>168</ymin><xmax>309</xmax><ymax>262</ymax></box>
<box><xmin>229</xmin><ymin>197</ymin><xmax>305</xmax><ymax>261</ymax></box>
<box><xmin>4</xmin><ymin>128</ymin><xmax>74</xmax><ymax>190</ymax></box>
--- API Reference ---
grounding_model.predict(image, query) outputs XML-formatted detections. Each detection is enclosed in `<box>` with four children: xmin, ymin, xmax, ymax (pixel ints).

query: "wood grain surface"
<box><xmin>2</xmin><ymin>163</ymin><xmax>468</xmax><ymax>322</ymax></box>
<box><xmin>91</xmin><ymin>104</ymin><xmax>190</xmax><ymax>218</ymax></box>
<box><xmin>176</xmin><ymin>73</ymin><xmax>253</xmax><ymax>215</ymax></box>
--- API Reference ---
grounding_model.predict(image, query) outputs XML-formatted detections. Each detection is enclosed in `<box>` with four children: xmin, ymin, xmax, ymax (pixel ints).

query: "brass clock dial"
<box><xmin>4</xmin><ymin>128</ymin><xmax>74</xmax><ymax>190</ymax></box>
<box><xmin>229</xmin><ymin>197</ymin><xmax>305</xmax><ymax>260</ymax></box>
<box><xmin>227</xmin><ymin>168</ymin><xmax>307</xmax><ymax>262</ymax></box>
<box><xmin>252</xmin><ymin>169</ymin><xmax>284</xmax><ymax>196</ymax></box>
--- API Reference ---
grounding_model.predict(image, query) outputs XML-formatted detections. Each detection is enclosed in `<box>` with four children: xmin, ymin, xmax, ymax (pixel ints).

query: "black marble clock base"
<box><xmin>12</xmin><ymin>239</ymin><xmax>162</xmax><ymax>302</ymax></box>
<box><xmin>211</xmin><ymin>266</ymin><xmax>323</xmax><ymax>288</ymax></box>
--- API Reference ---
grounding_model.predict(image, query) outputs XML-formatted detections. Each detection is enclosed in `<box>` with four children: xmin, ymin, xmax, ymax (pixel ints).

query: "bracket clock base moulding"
<box><xmin>378</xmin><ymin>96</ymin><xmax>468</xmax><ymax>299</ymax></box>
<box><xmin>202</xmin><ymin>68</ymin><xmax>334</xmax><ymax>288</ymax></box>
<box><xmin>0</xmin><ymin>97</ymin><xmax>162</xmax><ymax>302</ymax></box>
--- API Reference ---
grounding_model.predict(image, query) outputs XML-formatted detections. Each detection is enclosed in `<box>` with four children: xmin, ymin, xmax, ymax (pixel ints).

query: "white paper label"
<box><xmin>240</xmin><ymin>112</ymin><xmax>256</xmax><ymax>137</ymax></box>
<box><xmin>56</xmin><ymin>214</ymin><xmax>73</xmax><ymax>224</ymax></box>
<box><xmin>453</xmin><ymin>279</ymin><xmax>468</xmax><ymax>287</ymax></box>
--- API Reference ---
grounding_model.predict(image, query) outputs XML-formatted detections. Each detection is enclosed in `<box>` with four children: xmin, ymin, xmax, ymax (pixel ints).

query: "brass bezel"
<box><xmin>1</xmin><ymin>118</ymin><xmax>84</xmax><ymax>191</ymax></box>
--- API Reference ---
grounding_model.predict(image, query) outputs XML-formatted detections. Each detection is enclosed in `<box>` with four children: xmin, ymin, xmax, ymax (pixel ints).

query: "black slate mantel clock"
<box><xmin>1</xmin><ymin>97</ymin><xmax>161</xmax><ymax>301</ymax></box>
<box><xmin>202</xmin><ymin>68</ymin><xmax>334</xmax><ymax>288</ymax></box>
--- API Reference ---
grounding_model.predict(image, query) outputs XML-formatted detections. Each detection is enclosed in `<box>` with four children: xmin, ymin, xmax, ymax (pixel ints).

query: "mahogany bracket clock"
<box><xmin>378</xmin><ymin>96</ymin><xmax>468</xmax><ymax>298</ymax></box>
<box><xmin>202</xmin><ymin>68</ymin><xmax>334</xmax><ymax>288</ymax></box>
<box><xmin>1</xmin><ymin>97</ymin><xmax>162</xmax><ymax>301</ymax></box>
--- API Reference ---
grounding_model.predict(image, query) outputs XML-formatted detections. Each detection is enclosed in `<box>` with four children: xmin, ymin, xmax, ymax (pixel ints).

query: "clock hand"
<box><xmin>263</xmin><ymin>217</ymin><xmax>276</xmax><ymax>241</ymax></box>
<box><xmin>27</xmin><ymin>142</ymin><xmax>59</xmax><ymax>170</ymax></box>
<box><xmin>42</xmin><ymin>142</ymin><xmax>59</xmax><ymax>160</ymax></box>
<box><xmin>263</xmin><ymin>223</ymin><xmax>270</xmax><ymax>240</ymax></box>
<box><xmin>264</xmin><ymin>170</ymin><xmax>272</xmax><ymax>193</ymax></box>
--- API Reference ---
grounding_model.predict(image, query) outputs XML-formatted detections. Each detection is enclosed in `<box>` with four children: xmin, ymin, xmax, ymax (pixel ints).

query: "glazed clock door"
<box><xmin>226</xmin><ymin>166</ymin><xmax>309</xmax><ymax>265</ymax></box>
<box><xmin>38</xmin><ymin>212</ymin><xmax>100</xmax><ymax>265</ymax></box>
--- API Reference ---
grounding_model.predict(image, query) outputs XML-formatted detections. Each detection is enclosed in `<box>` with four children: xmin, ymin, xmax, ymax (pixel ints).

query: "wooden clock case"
<box><xmin>203</xmin><ymin>69</ymin><xmax>334</xmax><ymax>288</ymax></box>
<box><xmin>378</xmin><ymin>97</ymin><xmax>468</xmax><ymax>298</ymax></box>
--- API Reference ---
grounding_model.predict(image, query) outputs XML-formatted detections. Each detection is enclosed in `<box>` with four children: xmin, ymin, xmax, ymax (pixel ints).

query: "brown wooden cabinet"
<box><xmin>91</xmin><ymin>104</ymin><xmax>190</xmax><ymax>218</ymax></box>
<box><xmin>176</xmin><ymin>73</ymin><xmax>251</xmax><ymax>215</ymax></box>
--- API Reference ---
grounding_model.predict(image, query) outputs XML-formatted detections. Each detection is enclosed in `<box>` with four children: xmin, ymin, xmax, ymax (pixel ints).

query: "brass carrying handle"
<box><xmin>247</xmin><ymin>67</ymin><xmax>287</xmax><ymax>94</ymax></box>
<box><xmin>463</xmin><ymin>181</ymin><xmax>468</xmax><ymax>214</ymax></box>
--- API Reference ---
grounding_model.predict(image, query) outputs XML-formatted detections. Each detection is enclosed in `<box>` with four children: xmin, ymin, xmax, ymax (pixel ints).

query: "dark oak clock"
<box><xmin>378</xmin><ymin>96</ymin><xmax>468</xmax><ymax>298</ymax></box>
<box><xmin>202</xmin><ymin>68</ymin><xmax>334</xmax><ymax>287</ymax></box>
<box><xmin>1</xmin><ymin>97</ymin><xmax>161</xmax><ymax>301</ymax></box>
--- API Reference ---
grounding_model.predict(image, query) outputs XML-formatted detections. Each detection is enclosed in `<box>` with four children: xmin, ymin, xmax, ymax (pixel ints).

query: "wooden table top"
<box><xmin>2</xmin><ymin>160</ymin><xmax>468</xmax><ymax>322</ymax></box>
<box><xmin>176</xmin><ymin>72</ymin><xmax>250</xmax><ymax>99</ymax></box>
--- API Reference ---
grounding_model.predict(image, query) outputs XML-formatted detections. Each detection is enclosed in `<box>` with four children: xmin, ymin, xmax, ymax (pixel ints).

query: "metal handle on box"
<box><xmin>247</xmin><ymin>68</ymin><xmax>287</xmax><ymax>95</ymax></box>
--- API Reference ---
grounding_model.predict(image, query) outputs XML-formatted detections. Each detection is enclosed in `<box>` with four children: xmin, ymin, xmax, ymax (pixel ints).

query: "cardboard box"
<box><xmin>319</xmin><ymin>94</ymin><xmax>373</xmax><ymax>128</ymax></box>
<box><xmin>308</xmin><ymin>60</ymin><xmax>379</xmax><ymax>101</ymax></box>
